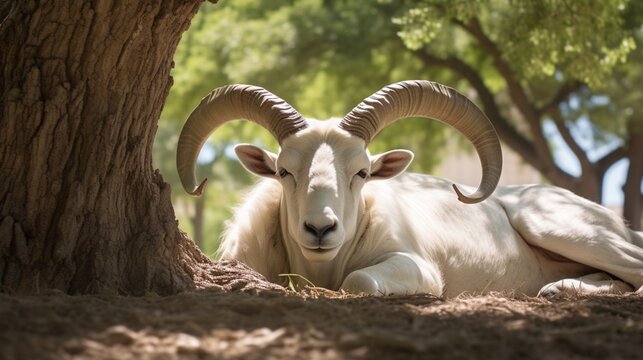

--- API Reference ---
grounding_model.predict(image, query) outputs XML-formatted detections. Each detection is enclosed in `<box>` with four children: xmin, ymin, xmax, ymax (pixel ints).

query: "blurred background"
<box><xmin>153</xmin><ymin>0</ymin><xmax>643</xmax><ymax>256</ymax></box>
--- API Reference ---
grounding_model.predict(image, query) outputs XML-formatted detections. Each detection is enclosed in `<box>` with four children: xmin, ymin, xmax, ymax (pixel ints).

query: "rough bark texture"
<box><xmin>0</xmin><ymin>0</ymin><xmax>278</xmax><ymax>295</ymax></box>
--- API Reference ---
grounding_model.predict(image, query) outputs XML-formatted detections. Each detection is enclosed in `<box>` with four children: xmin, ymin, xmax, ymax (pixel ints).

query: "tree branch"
<box><xmin>597</xmin><ymin>146</ymin><xmax>627</xmax><ymax>177</ymax></box>
<box><xmin>454</xmin><ymin>18</ymin><xmax>541</xmax><ymax>125</ymax></box>
<box><xmin>549</xmin><ymin>110</ymin><xmax>593</xmax><ymax>174</ymax></box>
<box><xmin>412</xmin><ymin>50</ymin><xmax>577</xmax><ymax>184</ymax></box>
<box><xmin>621</xmin><ymin>131</ymin><xmax>643</xmax><ymax>229</ymax></box>
<box><xmin>451</xmin><ymin>18</ymin><xmax>576</xmax><ymax>186</ymax></box>
<box><xmin>539</xmin><ymin>81</ymin><xmax>584</xmax><ymax>116</ymax></box>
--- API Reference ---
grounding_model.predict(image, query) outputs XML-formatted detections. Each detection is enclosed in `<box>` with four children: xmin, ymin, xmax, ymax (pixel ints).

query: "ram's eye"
<box><xmin>278</xmin><ymin>168</ymin><xmax>291</xmax><ymax>178</ymax></box>
<box><xmin>356</xmin><ymin>169</ymin><xmax>368</xmax><ymax>179</ymax></box>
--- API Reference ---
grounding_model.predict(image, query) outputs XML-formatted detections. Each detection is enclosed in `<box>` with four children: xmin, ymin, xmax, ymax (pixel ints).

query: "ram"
<box><xmin>177</xmin><ymin>80</ymin><xmax>643</xmax><ymax>297</ymax></box>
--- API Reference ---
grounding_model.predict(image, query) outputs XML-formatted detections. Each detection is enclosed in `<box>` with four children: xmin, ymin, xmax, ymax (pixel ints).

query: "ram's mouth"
<box><xmin>301</xmin><ymin>242</ymin><xmax>339</xmax><ymax>252</ymax></box>
<box><xmin>300</xmin><ymin>244</ymin><xmax>340</xmax><ymax>262</ymax></box>
<box><xmin>301</xmin><ymin>244</ymin><xmax>338</xmax><ymax>253</ymax></box>
<box><xmin>309</xmin><ymin>247</ymin><xmax>333</xmax><ymax>254</ymax></box>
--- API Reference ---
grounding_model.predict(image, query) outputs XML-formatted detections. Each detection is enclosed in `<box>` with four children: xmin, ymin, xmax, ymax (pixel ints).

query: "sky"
<box><xmin>543</xmin><ymin>118</ymin><xmax>639</xmax><ymax>207</ymax></box>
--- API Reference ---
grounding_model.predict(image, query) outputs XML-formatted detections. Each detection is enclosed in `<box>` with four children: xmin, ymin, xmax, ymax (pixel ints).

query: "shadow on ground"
<box><xmin>1</xmin><ymin>288</ymin><xmax>642</xmax><ymax>359</ymax></box>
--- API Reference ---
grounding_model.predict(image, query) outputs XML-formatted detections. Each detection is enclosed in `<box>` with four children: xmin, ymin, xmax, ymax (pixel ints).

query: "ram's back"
<box><xmin>361</xmin><ymin>173</ymin><xmax>575</xmax><ymax>295</ymax></box>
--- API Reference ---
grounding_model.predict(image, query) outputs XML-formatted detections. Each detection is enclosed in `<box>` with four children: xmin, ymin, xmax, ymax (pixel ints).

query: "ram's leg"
<box><xmin>502</xmin><ymin>186</ymin><xmax>643</xmax><ymax>290</ymax></box>
<box><xmin>340</xmin><ymin>252</ymin><xmax>443</xmax><ymax>296</ymax></box>
<box><xmin>538</xmin><ymin>272</ymin><xmax>634</xmax><ymax>297</ymax></box>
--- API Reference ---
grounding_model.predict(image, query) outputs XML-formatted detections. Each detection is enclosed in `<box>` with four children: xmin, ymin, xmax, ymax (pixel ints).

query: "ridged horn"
<box><xmin>177</xmin><ymin>84</ymin><xmax>307</xmax><ymax>196</ymax></box>
<box><xmin>338</xmin><ymin>80</ymin><xmax>502</xmax><ymax>204</ymax></box>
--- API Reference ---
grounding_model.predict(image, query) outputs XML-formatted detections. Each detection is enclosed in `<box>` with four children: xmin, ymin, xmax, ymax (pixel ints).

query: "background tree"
<box><xmin>153</xmin><ymin>122</ymin><xmax>253</xmax><ymax>252</ymax></box>
<box><xmin>395</xmin><ymin>0</ymin><xmax>642</xmax><ymax>229</ymax></box>
<box><xmin>577</xmin><ymin>23</ymin><xmax>643</xmax><ymax>229</ymax></box>
<box><xmin>160</xmin><ymin>0</ymin><xmax>642</xmax><ymax>238</ymax></box>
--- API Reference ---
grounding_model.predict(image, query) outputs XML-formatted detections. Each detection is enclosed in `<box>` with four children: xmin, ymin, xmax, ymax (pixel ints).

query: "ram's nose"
<box><xmin>303</xmin><ymin>221</ymin><xmax>338</xmax><ymax>241</ymax></box>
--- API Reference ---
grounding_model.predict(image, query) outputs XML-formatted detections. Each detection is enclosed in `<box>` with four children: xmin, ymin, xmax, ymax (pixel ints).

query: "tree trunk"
<box><xmin>623</xmin><ymin>131</ymin><xmax>643</xmax><ymax>230</ymax></box>
<box><xmin>573</xmin><ymin>174</ymin><xmax>603</xmax><ymax>205</ymax></box>
<box><xmin>191</xmin><ymin>195</ymin><xmax>206</xmax><ymax>249</ymax></box>
<box><xmin>0</xmin><ymin>0</ymin><xmax>280</xmax><ymax>295</ymax></box>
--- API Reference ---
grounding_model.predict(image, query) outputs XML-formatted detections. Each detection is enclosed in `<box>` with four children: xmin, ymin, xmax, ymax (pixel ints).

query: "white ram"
<box><xmin>177</xmin><ymin>80</ymin><xmax>643</xmax><ymax>297</ymax></box>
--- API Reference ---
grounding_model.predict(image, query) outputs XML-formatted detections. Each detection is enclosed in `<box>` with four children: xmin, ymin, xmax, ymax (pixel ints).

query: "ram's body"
<box><xmin>219</xmin><ymin>171</ymin><xmax>643</xmax><ymax>297</ymax></box>
<box><xmin>178</xmin><ymin>81</ymin><xmax>643</xmax><ymax>297</ymax></box>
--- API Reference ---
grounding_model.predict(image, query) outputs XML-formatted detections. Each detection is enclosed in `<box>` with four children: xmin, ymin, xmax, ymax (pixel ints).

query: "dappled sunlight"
<box><xmin>1</xmin><ymin>290</ymin><xmax>642</xmax><ymax>359</ymax></box>
<box><xmin>2</xmin><ymin>2</ymin><xmax>641</xmax><ymax>359</ymax></box>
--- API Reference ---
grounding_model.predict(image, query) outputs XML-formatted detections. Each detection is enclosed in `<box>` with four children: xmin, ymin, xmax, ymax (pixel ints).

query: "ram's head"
<box><xmin>176</xmin><ymin>81</ymin><xmax>502</xmax><ymax>262</ymax></box>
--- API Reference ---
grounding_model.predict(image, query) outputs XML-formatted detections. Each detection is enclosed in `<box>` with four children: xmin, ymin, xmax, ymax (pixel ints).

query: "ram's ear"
<box><xmin>370</xmin><ymin>149</ymin><xmax>414</xmax><ymax>180</ymax></box>
<box><xmin>234</xmin><ymin>144</ymin><xmax>277</xmax><ymax>178</ymax></box>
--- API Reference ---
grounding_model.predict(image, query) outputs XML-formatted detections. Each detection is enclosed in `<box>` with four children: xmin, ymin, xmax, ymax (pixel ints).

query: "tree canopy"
<box><xmin>155</xmin><ymin>0</ymin><xmax>643</xmax><ymax>251</ymax></box>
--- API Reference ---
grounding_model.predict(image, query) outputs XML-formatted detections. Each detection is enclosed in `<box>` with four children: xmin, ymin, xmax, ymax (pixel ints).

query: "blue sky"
<box><xmin>543</xmin><ymin>118</ymin><xmax>639</xmax><ymax>207</ymax></box>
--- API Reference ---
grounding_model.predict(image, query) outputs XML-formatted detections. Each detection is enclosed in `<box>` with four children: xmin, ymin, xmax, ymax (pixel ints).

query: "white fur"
<box><xmin>218</xmin><ymin>119</ymin><xmax>643</xmax><ymax>297</ymax></box>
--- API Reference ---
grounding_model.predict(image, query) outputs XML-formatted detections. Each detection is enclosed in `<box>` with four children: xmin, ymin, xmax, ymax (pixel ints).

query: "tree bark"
<box><xmin>623</xmin><ymin>131</ymin><xmax>643</xmax><ymax>230</ymax></box>
<box><xmin>0</xmin><ymin>0</ymin><xmax>280</xmax><ymax>295</ymax></box>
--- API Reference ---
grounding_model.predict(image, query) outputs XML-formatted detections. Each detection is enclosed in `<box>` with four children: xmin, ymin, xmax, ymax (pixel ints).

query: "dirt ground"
<box><xmin>1</xmin><ymin>282</ymin><xmax>642</xmax><ymax>360</ymax></box>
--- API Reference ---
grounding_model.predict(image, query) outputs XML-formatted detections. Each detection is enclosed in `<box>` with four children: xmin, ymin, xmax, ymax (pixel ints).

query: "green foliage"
<box><xmin>170</xmin><ymin>0</ymin><xmax>455</xmax><ymax>164</ymax></box>
<box><xmin>499</xmin><ymin>1</ymin><xmax>634</xmax><ymax>87</ymax></box>
<box><xmin>576</xmin><ymin>27</ymin><xmax>643</xmax><ymax>139</ymax></box>
<box><xmin>394</xmin><ymin>0</ymin><xmax>643</xmax><ymax>153</ymax></box>
<box><xmin>393</xmin><ymin>0</ymin><xmax>482</xmax><ymax>50</ymax></box>
<box><xmin>396</xmin><ymin>0</ymin><xmax>635</xmax><ymax>87</ymax></box>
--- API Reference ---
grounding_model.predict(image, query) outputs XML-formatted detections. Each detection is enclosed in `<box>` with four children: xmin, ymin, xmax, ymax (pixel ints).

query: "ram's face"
<box><xmin>235</xmin><ymin>119</ymin><xmax>413</xmax><ymax>262</ymax></box>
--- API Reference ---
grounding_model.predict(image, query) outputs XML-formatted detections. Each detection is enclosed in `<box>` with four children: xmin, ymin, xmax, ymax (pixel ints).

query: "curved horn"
<box><xmin>338</xmin><ymin>80</ymin><xmax>502</xmax><ymax>204</ymax></box>
<box><xmin>177</xmin><ymin>84</ymin><xmax>307</xmax><ymax>196</ymax></box>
